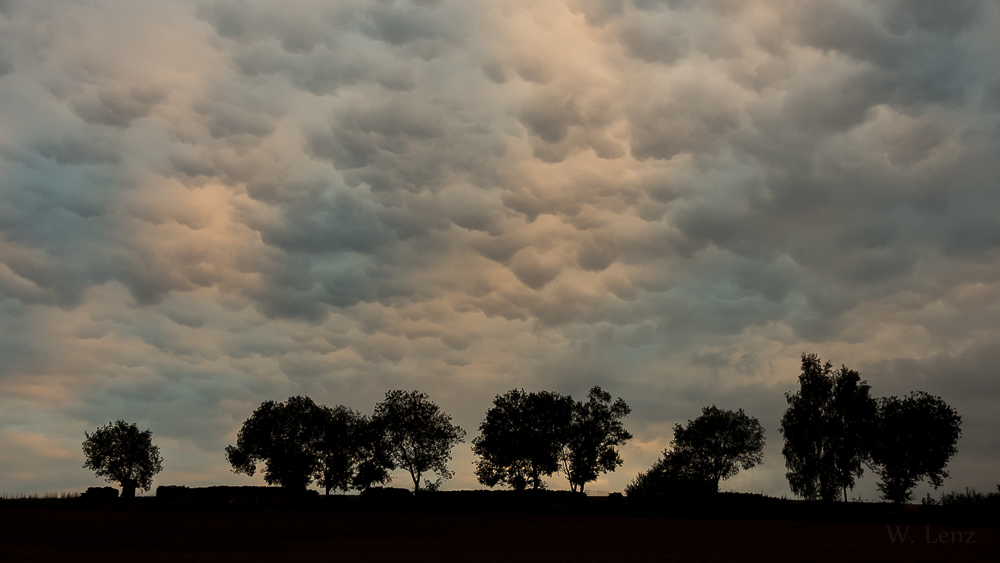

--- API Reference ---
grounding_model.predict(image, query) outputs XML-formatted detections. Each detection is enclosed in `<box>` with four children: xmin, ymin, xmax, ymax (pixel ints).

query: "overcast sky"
<box><xmin>1</xmin><ymin>0</ymin><xmax>998</xmax><ymax>499</ymax></box>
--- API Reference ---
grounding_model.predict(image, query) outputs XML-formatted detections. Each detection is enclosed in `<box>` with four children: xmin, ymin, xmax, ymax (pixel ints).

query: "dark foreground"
<box><xmin>2</xmin><ymin>503</ymin><xmax>998</xmax><ymax>562</ymax></box>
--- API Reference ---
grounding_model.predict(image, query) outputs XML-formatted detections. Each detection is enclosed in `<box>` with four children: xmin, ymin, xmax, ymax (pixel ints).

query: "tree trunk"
<box><xmin>120</xmin><ymin>479</ymin><xmax>137</xmax><ymax>501</ymax></box>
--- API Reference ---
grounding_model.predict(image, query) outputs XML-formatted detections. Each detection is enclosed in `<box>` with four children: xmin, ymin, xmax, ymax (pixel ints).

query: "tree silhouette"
<box><xmin>625</xmin><ymin>448</ymin><xmax>714</xmax><ymax>499</ymax></box>
<box><xmin>373</xmin><ymin>390</ymin><xmax>466</xmax><ymax>492</ymax></box>
<box><xmin>82</xmin><ymin>420</ymin><xmax>163</xmax><ymax>500</ymax></box>
<box><xmin>779</xmin><ymin>354</ymin><xmax>877</xmax><ymax>501</ymax></box>
<box><xmin>873</xmin><ymin>391</ymin><xmax>961</xmax><ymax>503</ymax></box>
<box><xmin>560</xmin><ymin>386</ymin><xmax>632</xmax><ymax>493</ymax></box>
<box><xmin>472</xmin><ymin>389</ymin><xmax>574</xmax><ymax>490</ymax></box>
<box><xmin>313</xmin><ymin>405</ymin><xmax>392</xmax><ymax>495</ymax></box>
<box><xmin>670</xmin><ymin>405</ymin><xmax>765</xmax><ymax>493</ymax></box>
<box><xmin>226</xmin><ymin>396</ymin><xmax>329</xmax><ymax>490</ymax></box>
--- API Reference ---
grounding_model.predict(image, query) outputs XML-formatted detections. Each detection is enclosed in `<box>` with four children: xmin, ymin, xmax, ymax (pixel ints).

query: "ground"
<box><xmin>1</xmin><ymin>504</ymin><xmax>997</xmax><ymax>562</ymax></box>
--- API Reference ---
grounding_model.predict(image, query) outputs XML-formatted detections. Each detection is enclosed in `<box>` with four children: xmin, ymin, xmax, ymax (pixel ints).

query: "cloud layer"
<box><xmin>1</xmin><ymin>0</ymin><xmax>998</xmax><ymax>496</ymax></box>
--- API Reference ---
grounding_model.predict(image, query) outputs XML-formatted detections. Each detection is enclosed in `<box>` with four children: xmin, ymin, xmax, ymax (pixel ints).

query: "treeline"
<box><xmin>81</xmin><ymin>387</ymin><xmax>633</xmax><ymax>497</ymax></box>
<box><xmin>80</xmin><ymin>354</ymin><xmax>962</xmax><ymax>504</ymax></box>
<box><xmin>627</xmin><ymin>354</ymin><xmax>963</xmax><ymax>504</ymax></box>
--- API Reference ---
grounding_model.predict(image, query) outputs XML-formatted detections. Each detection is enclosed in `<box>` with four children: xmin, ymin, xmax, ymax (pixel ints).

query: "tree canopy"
<box><xmin>560</xmin><ymin>386</ymin><xmax>632</xmax><ymax>493</ymax></box>
<box><xmin>625</xmin><ymin>448</ymin><xmax>715</xmax><ymax>500</ymax></box>
<box><xmin>472</xmin><ymin>389</ymin><xmax>574</xmax><ymax>490</ymax></box>
<box><xmin>82</xmin><ymin>420</ymin><xmax>164</xmax><ymax>500</ymax></box>
<box><xmin>670</xmin><ymin>405</ymin><xmax>765</xmax><ymax>493</ymax></box>
<box><xmin>779</xmin><ymin>354</ymin><xmax>877</xmax><ymax>501</ymax></box>
<box><xmin>374</xmin><ymin>390</ymin><xmax>466</xmax><ymax>492</ymax></box>
<box><xmin>873</xmin><ymin>391</ymin><xmax>962</xmax><ymax>503</ymax></box>
<box><xmin>226</xmin><ymin>396</ymin><xmax>328</xmax><ymax>490</ymax></box>
<box><xmin>313</xmin><ymin>405</ymin><xmax>392</xmax><ymax>495</ymax></box>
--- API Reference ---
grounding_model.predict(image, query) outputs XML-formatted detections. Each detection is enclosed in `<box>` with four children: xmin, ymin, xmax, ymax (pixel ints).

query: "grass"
<box><xmin>1</xmin><ymin>491</ymin><xmax>80</xmax><ymax>500</ymax></box>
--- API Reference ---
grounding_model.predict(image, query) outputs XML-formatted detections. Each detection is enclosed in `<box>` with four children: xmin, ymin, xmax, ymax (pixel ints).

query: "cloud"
<box><xmin>0</xmin><ymin>0</ymin><xmax>998</xmax><ymax>497</ymax></box>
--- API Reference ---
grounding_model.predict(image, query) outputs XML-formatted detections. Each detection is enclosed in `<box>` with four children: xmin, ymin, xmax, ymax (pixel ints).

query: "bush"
<box><xmin>79</xmin><ymin>487</ymin><xmax>119</xmax><ymax>502</ymax></box>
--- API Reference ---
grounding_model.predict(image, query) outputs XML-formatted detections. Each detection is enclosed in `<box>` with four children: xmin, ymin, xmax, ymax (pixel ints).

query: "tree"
<box><xmin>313</xmin><ymin>405</ymin><xmax>392</xmax><ymax>495</ymax></box>
<box><xmin>226</xmin><ymin>396</ymin><xmax>329</xmax><ymax>490</ymax></box>
<box><xmin>779</xmin><ymin>354</ymin><xmax>877</xmax><ymax>501</ymax></box>
<box><xmin>472</xmin><ymin>389</ymin><xmax>574</xmax><ymax>490</ymax></box>
<box><xmin>373</xmin><ymin>390</ymin><xmax>466</xmax><ymax>492</ymax></box>
<box><xmin>625</xmin><ymin>448</ymin><xmax>714</xmax><ymax>500</ymax></box>
<box><xmin>561</xmin><ymin>386</ymin><xmax>633</xmax><ymax>493</ymax></box>
<box><xmin>82</xmin><ymin>420</ymin><xmax>164</xmax><ymax>500</ymax></box>
<box><xmin>872</xmin><ymin>391</ymin><xmax>961</xmax><ymax>503</ymax></box>
<box><xmin>670</xmin><ymin>405</ymin><xmax>765</xmax><ymax>493</ymax></box>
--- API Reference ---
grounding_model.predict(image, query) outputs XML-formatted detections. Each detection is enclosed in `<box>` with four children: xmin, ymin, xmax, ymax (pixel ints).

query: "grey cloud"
<box><xmin>781</xmin><ymin>69</ymin><xmax>893</xmax><ymax>133</ymax></box>
<box><xmin>883</xmin><ymin>0</ymin><xmax>984</xmax><ymax>36</ymax></box>
<box><xmin>789</xmin><ymin>2</ymin><xmax>906</xmax><ymax>69</ymax></box>
<box><xmin>35</xmin><ymin>134</ymin><xmax>121</xmax><ymax>165</ymax></box>
<box><xmin>3</xmin><ymin>0</ymin><xmax>1000</xmax><ymax>498</ymax></box>
<box><xmin>570</xmin><ymin>0</ymin><xmax>626</xmax><ymax>26</ymax></box>
<box><xmin>618</xmin><ymin>18</ymin><xmax>688</xmax><ymax>65</ymax></box>
<box><xmin>360</xmin><ymin>2</ymin><xmax>454</xmax><ymax>47</ymax></box>
<box><xmin>196</xmin><ymin>99</ymin><xmax>277</xmax><ymax>139</ymax></box>
<box><xmin>71</xmin><ymin>86</ymin><xmax>167</xmax><ymax>128</ymax></box>
<box><xmin>518</xmin><ymin>94</ymin><xmax>583</xmax><ymax>144</ymax></box>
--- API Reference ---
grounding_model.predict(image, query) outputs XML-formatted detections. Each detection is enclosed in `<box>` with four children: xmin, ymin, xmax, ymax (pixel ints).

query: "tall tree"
<box><xmin>779</xmin><ymin>354</ymin><xmax>877</xmax><ymax>501</ymax></box>
<box><xmin>373</xmin><ymin>390</ymin><xmax>466</xmax><ymax>492</ymax></box>
<box><xmin>226</xmin><ymin>396</ymin><xmax>329</xmax><ymax>490</ymax></box>
<box><xmin>873</xmin><ymin>391</ymin><xmax>961</xmax><ymax>503</ymax></box>
<box><xmin>561</xmin><ymin>386</ymin><xmax>633</xmax><ymax>493</ymax></box>
<box><xmin>472</xmin><ymin>389</ymin><xmax>574</xmax><ymax>490</ymax></box>
<box><xmin>313</xmin><ymin>405</ymin><xmax>392</xmax><ymax>495</ymax></box>
<box><xmin>670</xmin><ymin>405</ymin><xmax>765</xmax><ymax>493</ymax></box>
<box><xmin>82</xmin><ymin>420</ymin><xmax>164</xmax><ymax>500</ymax></box>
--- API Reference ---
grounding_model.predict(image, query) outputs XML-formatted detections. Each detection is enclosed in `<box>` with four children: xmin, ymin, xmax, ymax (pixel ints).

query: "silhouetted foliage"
<box><xmin>625</xmin><ymin>448</ymin><xmax>715</xmax><ymax>500</ymax></box>
<box><xmin>314</xmin><ymin>405</ymin><xmax>392</xmax><ymax>495</ymax></box>
<box><xmin>779</xmin><ymin>354</ymin><xmax>877</xmax><ymax>501</ymax></box>
<box><xmin>373</xmin><ymin>390</ymin><xmax>466</xmax><ymax>492</ymax></box>
<box><xmin>350</xmin><ymin>415</ymin><xmax>395</xmax><ymax>492</ymax></box>
<box><xmin>560</xmin><ymin>386</ymin><xmax>632</xmax><ymax>493</ymax></box>
<box><xmin>226</xmin><ymin>396</ymin><xmax>328</xmax><ymax>490</ymax></box>
<box><xmin>923</xmin><ymin>486</ymin><xmax>1000</xmax><ymax>507</ymax></box>
<box><xmin>671</xmin><ymin>405</ymin><xmax>765</xmax><ymax>493</ymax></box>
<box><xmin>227</xmin><ymin>396</ymin><xmax>388</xmax><ymax>494</ymax></box>
<box><xmin>472</xmin><ymin>389</ymin><xmax>574</xmax><ymax>490</ymax></box>
<box><xmin>873</xmin><ymin>391</ymin><xmax>961</xmax><ymax>503</ymax></box>
<box><xmin>79</xmin><ymin>486</ymin><xmax>120</xmax><ymax>502</ymax></box>
<box><xmin>82</xmin><ymin>420</ymin><xmax>164</xmax><ymax>500</ymax></box>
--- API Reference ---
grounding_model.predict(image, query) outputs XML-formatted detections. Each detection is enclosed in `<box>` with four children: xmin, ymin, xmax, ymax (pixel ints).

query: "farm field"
<box><xmin>2</xmin><ymin>504</ymin><xmax>997</xmax><ymax>562</ymax></box>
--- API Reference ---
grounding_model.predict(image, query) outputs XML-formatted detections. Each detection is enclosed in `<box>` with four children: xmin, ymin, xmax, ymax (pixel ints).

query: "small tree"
<box><xmin>472</xmin><ymin>389</ymin><xmax>574</xmax><ymax>490</ymax></box>
<box><xmin>225</xmin><ymin>396</ymin><xmax>329</xmax><ymax>490</ymax></box>
<box><xmin>671</xmin><ymin>405</ymin><xmax>765</xmax><ymax>493</ymax></box>
<box><xmin>873</xmin><ymin>391</ymin><xmax>961</xmax><ymax>503</ymax></box>
<box><xmin>373</xmin><ymin>390</ymin><xmax>466</xmax><ymax>492</ymax></box>
<box><xmin>561</xmin><ymin>386</ymin><xmax>632</xmax><ymax>493</ymax></box>
<box><xmin>625</xmin><ymin>449</ymin><xmax>714</xmax><ymax>500</ymax></box>
<box><xmin>780</xmin><ymin>354</ymin><xmax>877</xmax><ymax>501</ymax></box>
<box><xmin>82</xmin><ymin>420</ymin><xmax>164</xmax><ymax>500</ymax></box>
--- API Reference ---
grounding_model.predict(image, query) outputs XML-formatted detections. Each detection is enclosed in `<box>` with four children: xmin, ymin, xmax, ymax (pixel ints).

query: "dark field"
<box><xmin>2</xmin><ymin>503</ymin><xmax>998</xmax><ymax>562</ymax></box>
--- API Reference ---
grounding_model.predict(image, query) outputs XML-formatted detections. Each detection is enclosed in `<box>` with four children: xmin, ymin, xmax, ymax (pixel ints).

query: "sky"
<box><xmin>0</xmin><ymin>0</ymin><xmax>998</xmax><ymax>499</ymax></box>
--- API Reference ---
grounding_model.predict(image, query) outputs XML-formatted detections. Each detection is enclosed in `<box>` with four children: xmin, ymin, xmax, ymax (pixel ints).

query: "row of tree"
<box><xmin>81</xmin><ymin>355</ymin><xmax>960</xmax><ymax>503</ymax></box>
<box><xmin>82</xmin><ymin>386</ymin><xmax>634</xmax><ymax>497</ymax></box>
<box><xmin>626</xmin><ymin>354</ymin><xmax>962</xmax><ymax>504</ymax></box>
<box><xmin>225</xmin><ymin>391</ymin><xmax>464</xmax><ymax>494</ymax></box>
<box><xmin>223</xmin><ymin>385</ymin><xmax>632</xmax><ymax>494</ymax></box>
<box><xmin>780</xmin><ymin>354</ymin><xmax>961</xmax><ymax>503</ymax></box>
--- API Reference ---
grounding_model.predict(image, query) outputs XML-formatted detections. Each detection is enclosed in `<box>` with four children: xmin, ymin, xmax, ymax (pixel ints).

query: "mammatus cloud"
<box><xmin>0</xmin><ymin>0</ymin><xmax>998</xmax><ymax>497</ymax></box>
